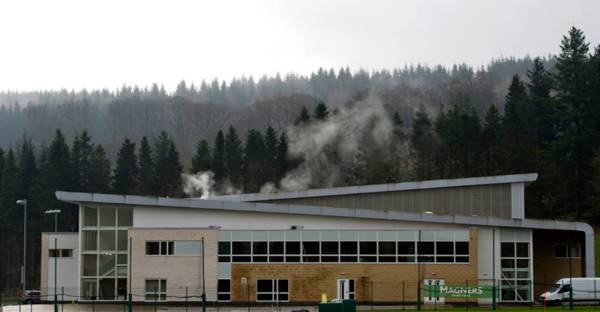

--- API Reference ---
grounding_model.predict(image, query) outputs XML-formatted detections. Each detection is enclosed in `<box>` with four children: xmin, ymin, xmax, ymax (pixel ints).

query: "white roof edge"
<box><xmin>56</xmin><ymin>183</ymin><xmax>591</xmax><ymax>236</ymax></box>
<box><xmin>208</xmin><ymin>173</ymin><xmax>539</xmax><ymax>202</ymax></box>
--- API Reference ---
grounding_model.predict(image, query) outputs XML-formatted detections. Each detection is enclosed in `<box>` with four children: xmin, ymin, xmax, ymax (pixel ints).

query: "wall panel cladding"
<box><xmin>264</xmin><ymin>185</ymin><xmax>511</xmax><ymax>218</ymax></box>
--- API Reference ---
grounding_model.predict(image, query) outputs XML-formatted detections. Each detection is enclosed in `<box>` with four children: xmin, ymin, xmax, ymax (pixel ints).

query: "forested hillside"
<box><xmin>0</xmin><ymin>27</ymin><xmax>599</xmax><ymax>292</ymax></box>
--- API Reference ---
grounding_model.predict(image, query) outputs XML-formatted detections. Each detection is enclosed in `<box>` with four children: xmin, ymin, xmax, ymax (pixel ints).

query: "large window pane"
<box><xmin>175</xmin><ymin>241</ymin><xmax>202</xmax><ymax>256</ymax></box>
<box><xmin>82</xmin><ymin>255</ymin><xmax>97</xmax><ymax>276</ymax></box>
<box><xmin>253</xmin><ymin>242</ymin><xmax>268</xmax><ymax>255</ymax></box>
<box><xmin>117</xmin><ymin>207</ymin><xmax>133</xmax><ymax>227</ymax></box>
<box><xmin>99</xmin><ymin>278</ymin><xmax>115</xmax><ymax>300</ymax></box>
<box><xmin>455</xmin><ymin>242</ymin><xmax>469</xmax><ymax>255</ymax></box>
<box><xmin>286</xmin><ymin>242</ymin><xmax>300</xmax><ymax>254</ymax></box>
<box><xmin>378</xmin><ymin>242</ymin><xmax>395</xmax><ymax>255</ymax></box>
<box><xmin>501</xmin><ymin>242</ymin><xmax>514</xmax><ymax>257</ymax></box>
<box><xmin>218</xmin><ymin>242</ymin><xmax>231</xmax><ymax>255</ymax></box>
<box><xmin>340</xmin><ymin>242</ymin><xmax>357</xmax><ymax>255</ymax></box>
<box><xmin>82</xmin><ymin>230</ymin><xmax>97</xmax><ymax>251</ymax></box>
<box><xmin>321</xmin><ymin>242</ymin><xmax>338</xmax><ymax>255</ymax></box>
<box><xmin>83</xmin><ymin>206</ymin><xmax>97</xmax><ymax>227</ymax></box>
<box><xmin>99</xmin><ymin>208</ymin><xmax>116</xmax><ymax>227</ymax></box>
<box><xmin>269</xmin><ymin>242</ymin><xmax>284</xmax><ymax>254</ymax></box>
<box><xmin>302</xmin><ymin>242</ymin><xmax>319</xmax><ymax>254</ymax></box>
<box><xmin>436</xmin><ymin>242</ymin><xmax>453</xmax><ymax>255</ymax></box>
<box><xmin>82</xmin><ymin>279</ymin><xmax>97</xmax><ymax>300</ymax></box>
<box><xmin>417</xmin><ymin>242</ymin><xmax>434</xmax><ymax>255</ymax></box>
<box><xmin>117</xmin><ymin>231</ymin><xmax>127</xmax><ymax>251</ymax></box>
<box><xmin>398</xmin><ymin>242</ymin><xmax>415</xmax><ymax>254</ymax></box>
<box><xmin>516</xmin><ymin>243</ymin><xmax>529</xmax><ymax>257</ymax></box>
<box><xmin>146</xmin><ymin>242</ymin><xmax>159</xmax><ymax>255</ymax></box>
<box><xmin>232</xmin><ymin>242</ymin><xmax>251</xmax><ymax>254</ymax></box>
<box><xmin>359</xmin><ymin>242</ymin><xmax>376</xmax><ymax>254</ymax></box>
<box><xmin>99</xmin><ymin>230</ymin><xmax>116</xmax><ymax>251</ymax></box>
<box><xmin>99</xmin><ymin>254</ymin><xmax>115</xmax><ymax>276</ymax></box>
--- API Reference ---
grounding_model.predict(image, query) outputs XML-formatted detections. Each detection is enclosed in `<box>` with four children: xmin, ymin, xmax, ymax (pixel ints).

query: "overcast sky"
<box><xmin>0</xmin><ymin>0</ymin><xmax>599</xmax><ymax>91</ymax></box>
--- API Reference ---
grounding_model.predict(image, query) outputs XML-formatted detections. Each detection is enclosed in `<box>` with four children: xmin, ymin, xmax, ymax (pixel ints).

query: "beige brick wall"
<box><xmin>231</xmin><ymin>228</ymin><xmax>478</xmax><ymax>303</ymax></box>
<box><xmin>128</xmin><ymin>228</ymin><xmax>218</xmax><ymax>301</ymax></box>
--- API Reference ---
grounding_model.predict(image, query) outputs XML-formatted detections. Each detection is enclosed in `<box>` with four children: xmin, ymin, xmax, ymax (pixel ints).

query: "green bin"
<box><xmin>319</xmin><ymin>300</ymin><xmax>356</xmax><ymax>312</ymax></box>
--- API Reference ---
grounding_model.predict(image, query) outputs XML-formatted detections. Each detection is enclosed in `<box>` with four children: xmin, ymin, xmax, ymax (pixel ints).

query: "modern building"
<box><xmin>40</xmin><ymin>173</ymin><xmax>594</xmax><ymax>304</ymax></box>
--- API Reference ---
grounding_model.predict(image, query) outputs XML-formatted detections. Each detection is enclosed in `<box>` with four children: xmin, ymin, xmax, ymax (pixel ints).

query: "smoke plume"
<box><xmin>182</xmin><ymin>171</ymin><xmax>215</xmax><ymax>199</ymax></box>
<box><xmin>279</xmin><ymin>94</ymin><xmax>394</xmax><ymax>191</ymax></box>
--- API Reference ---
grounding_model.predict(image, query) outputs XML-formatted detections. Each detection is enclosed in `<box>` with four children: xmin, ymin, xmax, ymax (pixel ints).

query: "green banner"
<box><xmin>423</xmin><ymin>284</ymin><xmax>497</xmax><ymax>298</ymax></box>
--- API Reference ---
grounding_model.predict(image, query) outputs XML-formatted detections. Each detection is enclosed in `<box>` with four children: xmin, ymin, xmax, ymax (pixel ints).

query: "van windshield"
<box><xmin>549</xmin><ymin>284</ymin><xmax>562</xmax><ymax>293</ymax></box>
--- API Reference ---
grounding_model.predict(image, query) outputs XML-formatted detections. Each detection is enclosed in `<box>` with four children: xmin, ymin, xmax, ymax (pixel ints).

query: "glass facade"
<box><xmin>500</xmin><ymin>230</ymin><xmax>532</xmax><ymax>302</ymax></box>
<box><xmin>81</xmin><ymin>205</ymin><xmax>132</xmax><ymax>300</ymax></box>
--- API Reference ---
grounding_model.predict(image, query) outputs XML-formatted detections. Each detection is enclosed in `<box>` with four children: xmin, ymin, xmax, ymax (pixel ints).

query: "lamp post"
<box><xmin>45</xmin><ymin>210</ymin><xmax>61</xmax><ymax>233</ymax></box>
<box><xmin>16</xmin><ymin>199</ymin><xmax>27</xmax><ymax>296</ymax></box>
<box><xmin>45</xmin><ymin>209</ymin><xmax>61</xmax><ymax>312</ymax></box>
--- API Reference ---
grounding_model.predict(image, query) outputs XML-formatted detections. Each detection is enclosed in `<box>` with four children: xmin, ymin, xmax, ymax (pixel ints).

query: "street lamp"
<box><xmin>45</xmin><ymin>209</ymin><xmax>61</xmax><ymax>312</ymax></box>
<box><xmin>16</xmin><ymin>199</ymin><xmax>27</xmax><ymax>295</ymax></box>
<box><xmin>45</xmin><ymin>210</ymin><xmax>61</xmax><ymax>233</ymax></box>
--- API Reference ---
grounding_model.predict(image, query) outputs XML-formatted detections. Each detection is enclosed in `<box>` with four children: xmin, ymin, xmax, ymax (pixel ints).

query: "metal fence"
<box><xmin>2</xmin><ymin>278</ymin><xmax>600</xmax><ymax>311</ymax></box>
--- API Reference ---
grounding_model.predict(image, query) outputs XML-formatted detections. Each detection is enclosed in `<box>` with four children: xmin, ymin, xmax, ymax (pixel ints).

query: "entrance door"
<box><xmin>424</xmin><ymin>279</ymin><xmax>445</xmax><ymax>304</ymax></box>
<box><xmin>337</xmin><ymin>279</ymin><xmax>354</xmax><ymax>300</ymax></box>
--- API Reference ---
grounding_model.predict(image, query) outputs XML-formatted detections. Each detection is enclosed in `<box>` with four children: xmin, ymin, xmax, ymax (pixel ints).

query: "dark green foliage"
<box><xmin>191</xmin><ymin>140</ymin><xmax>212</xmax><ymax>173</ymax></box>
<box><xmin>212</xmin><ymin>130</ymin><xmax>226</xmax><ymax>183</ymax></box>
<box><xmin>70</xmin><ymin>130</ymin><xmax>94</xmax><ymax>192</ymax></box>
<box><xmin>275</xmin><ymin>132</ymin><xmax>289</xmax><ymax>183</ymax></box>
<box><xmin>295</xmin><ymin>107</ymin><xmax>311</xmax><ymax>125</ymax></box>
<box><xmin>224</xmin><ymin>126</ymin><xmax>243</xmax><ymax>189</ymax></box>
<box><xmin>153</xmin><ymin>131</ymin><xmax>183</xmax><ymax>197</ymax></box>
<box><xmin>410</xmin><ymin>106</ymin><xmax>437</xmax><ymax>180</ymax></box>
<box><xmin>243</xmin><ymin>129</ymin><xmax>267</xmax><ymax>192</ymax></box>
<box><xmin>112</xmin><ymin>139</ymin><xmax>137</xmax><ymax>194</ymax></box>
<box><xmin>263</xmin><ymin>126</ymin><xmax>279</xmax><ymax>183</ymax></box>
<box><xmin>481</xmin><ymin>105</ymin><xmax>503</xmax><ymax>175</ymax></box>
<box><xmin>136</xmin><ymin>136</ymin><xmax>155</xmax><ymax>195</ymax></box>
<box><xmin>313</xmin><ymin>101</ymin><xmax>329</xmax><ymax>120</ymax></box>
<box><xmin>18</xmin><ymin>138</ymin><xmax>38</xmax><ymax>199</ymax></box>
<box><xmin>88</xmin><ymin>145</ymin><xmax>112</xmax><ymax>193</ymax></box>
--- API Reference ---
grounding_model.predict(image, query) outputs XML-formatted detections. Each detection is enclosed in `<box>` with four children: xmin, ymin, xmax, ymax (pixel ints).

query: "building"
<box><xmin>40</xmin><ymin>173</ymin><xmax>594</xmax><ymax>304</ymax></box>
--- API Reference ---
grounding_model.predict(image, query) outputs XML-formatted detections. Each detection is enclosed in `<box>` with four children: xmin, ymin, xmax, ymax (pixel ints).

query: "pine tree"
<box><xmin>71</xmin><ymin>130</ymin><xmax>94</xmax><ymax>192</ymax></box>
<box><xmin>553</xmin><ymin>27</ymin><xmax>593</xmax><ymax>218</ymax></box>
<box><xmin>17</xmin><ymin>138</ymin><xmax>38</xmax><ymax>199</ymax></box>
<box><xmin>212</xmin><ymin>130</ymin><xmax>226</xmax><ymax>184</ymax></box>
<box><xmin>294</xmin><ymin>107</ymin><xmax>311</xmax><ymax>125</ymax></box>
<box><xmin>243</xmin><ymin>129</ymin><xmax>267</xmax><ymax>192</ymax></box>
<box><xmin>264</xmin><ymin>126</ymin><xmax>278</xmax><ymax>183</ymax></box>
<box><xmin>191</xmin><ymin>140</ymin><xmax>212</xmax><ymax>173</ymax></box>
<box><xmin>224</xmin><ymin>126</ymin><xmax>243</xmax><ymax>189</ymax></box>
<box><xmin>527</xmin><ymin>57</ymin><xmax>555</xmax><ymax>146</ymax></box>
<box><xmin>482</xmin><ymin>105</ymin><xmax>503</xmax><ymax>175</ymax></box>
<box><xmin>0</xmin><ymin>149</ymin><xmax>19</xmax><ymax>225</ymax></box>
<box><xmin>503</xmin><ymin>75</ymin><xmax>535</xmax><ymax>174</ymax></box>
<box><xmin>0</xmin><ymin>148</ymin><xmax>5</xmax><ymax>186</ymax></box>
<box><xmin>48</xmin><ymin>130</ymin><xmax>71</xmax><ymax>191</ymax></box>
<box><xmin>313</xmin><ymin>101</ymin><xmax>329</xmax><ymax>120</ymax></box>
<box><xmin>410</xmin><ymin>106</ymin><xmax>437</xmax><ymax>180</ymax></box>
<box><xmin>136</xmin><ymin>136</ymin><xmax>155</xmax><ymax>195</ymax></box>
<box><xmin>113</xmin><ymin>139</ymin><xmax>138</xmax><ymax>194</ymax></box>
<box><xmin>88</xmin><ymin>145</ymin><xmax>112</xmax><ymax>193</ymax></box>
<box><xmin>153</xmin><ymin>131</ymin><xmax>182</xmax><ymax>197</ymax></box>
<box><xmin>275</xmin><ymin>132</ymin><xmax>288</xmax><ymax>183</ymax></box>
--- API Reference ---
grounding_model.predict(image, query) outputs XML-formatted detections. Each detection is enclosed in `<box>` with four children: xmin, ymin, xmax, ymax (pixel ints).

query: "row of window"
<box><xmin>554</xmin><ymin>244</ymin><xmax>581</xmax><ymax>258</ymax></box>
<box><xmin>218</xmin><ymin>241</ymin><xmax>469</xmax><ymax>263</ymax></box>
<box><xmin>217</xmin><ymin>279</ymin><xmax>288</xmax><ymax>302</ymax></box>
<box><xmin>145</xmin><ymin>279</ymin><xmax>167</xmax><ymax>301</ymax></box>
<box><xmin>145</xmin><ymin>241</ymin><xmax>203</xmax><ymax>256</ymax></box>
<box><xmin>49</xmin><ymin>249</ymin><xmax>73</xmax><ymax>258</ymax></box>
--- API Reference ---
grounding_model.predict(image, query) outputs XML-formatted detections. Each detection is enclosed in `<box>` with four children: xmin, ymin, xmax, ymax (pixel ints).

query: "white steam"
<box><xmin>182</xmin><ymin>171</ymin><xmax>215</xmax><ymax>199</ymax></box>
<box><xmin>279</xmin><ymin>94</ymin><xmax>394</xmax><ymax>191</ymax></box>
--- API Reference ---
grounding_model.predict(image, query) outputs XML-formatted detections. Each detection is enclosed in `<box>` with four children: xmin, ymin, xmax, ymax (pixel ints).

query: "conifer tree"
<box><xmin>71</xmin><ymin>130</ymin><xmax>94</xmax><ymax>192</ymax></box>
<box><xmin>294</xmin><ymin>107</ymin><xmax>311</xmax><ymax>125</ymax></box>
<box><xmin>503</xmin><ymin>75</ymin><xmax>535</xmax><ymax>174</ymax></box>
<box><xmin>17</xmin><ymin>138</ymin><xmax>38</xmax><ymax>199</ymax></box>
<box><xmin>482</xmin><ymin>105</ymin><xmax>503</xmax><ymax>175</ymax></box>
<box><xmin>243</xmin><ymin>129</ymin><xmax>267</xmax><ymax>192</ymax></box>
<box><xmin>313</xmin><ymin>101</ymin><xmax>329</xmax><ymax>120</ymax></box>
<box><xmin>191</xmin><ymin>140</ymin><xmax>212</xmax><ymax>173</ymax></box>
<box><xmin>224</xmin><ymin>126</ymin><xmax>243</xmax><ymax>189</ymax></box>
<box><xmin>88</xmin><ymin>145</ymin><xmax>112</xmax><ymax>193</ymax></box>
<box><xmin>410</xmin><ymin>106</ymin><xmax>437</xmax><ymax>180</ymax></box>
<box><xmin>212</xmin><ymin>131</ymin><xmax>226</xmax><ymax>184</ymax></box>
<box><xmin>153</xmin><ymin>131</ymin><xmax>182</xmax><ymax>197</ymax></box>
<box><xmin>264</xmin><ymin>126</ymin><xmax>279</xmax><ymax>183</ymax></box>
<box><xmin>275</xmin><ymin>132</ymin><xmax>288</xmax><ymax>183</ymax></box>
<box><xmin>0</xmin><ymin>148</ymin><xmax>5</xmax><ymax>185</ymax></box>
<box><xmin>136</xmin><ymin>136</ymin><xmax>155</xmax><ymax>195</ymax></box>
<box><xmin>113</xmin><ymin>139</ymin><xmax>137</xmax><ymax>194</ymax></box>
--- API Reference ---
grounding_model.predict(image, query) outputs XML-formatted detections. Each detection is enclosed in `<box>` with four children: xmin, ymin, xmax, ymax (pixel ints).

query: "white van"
<box><xmin>539</xmin><ymin>278</ymin><xmax>600</xmax><ymax>305</ymax></box>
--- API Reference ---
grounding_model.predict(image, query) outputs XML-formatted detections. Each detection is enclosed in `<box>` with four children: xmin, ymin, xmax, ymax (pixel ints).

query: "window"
<box><xmin>256</xmin><ymin>279</ymin><xmax>288</xmax><ymax>302</ymax></box>
<box><xmin>218</xmin><ymin>279</ymin><xmax>231</xmax><ymax>302</ymax></box>
<box><xmin>217</xmin><ymin>230</ymin><xmax>470</xmax><ymax>264</ymax></box>
<box><xmin>146</xmin><ymin>241</ymin><xmax>174</xmax><ymax>256</ymax></box>
<box><xmin>145</xmin><ymin>279</ymin><xmax>167</xmax><ymax>301</ymax></box>
<box><xmin>501</xmin><ymin>241</ymin><xmax>531</xmax><ymax>302</ymax></box>
<box><xmin>554</xmin><ymin>244</ymin><xmax>581</xmax><ymax>258</ymax></box>
<box><xmin>49</xmin><ymin>249</ymin><xmax>73</xmax><ymax>258</ymax></box>
<box><xmin>174</xmin><ymin>241</ymin><xmax>202</xmax><ymax>256</ymax></box>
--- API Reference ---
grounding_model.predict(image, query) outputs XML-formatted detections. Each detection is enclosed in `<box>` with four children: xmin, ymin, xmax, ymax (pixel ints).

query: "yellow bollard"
<box><xmin>321</xmin><ymin>292</ymin><xmax>328</xmax><ymax>303</ymax></box>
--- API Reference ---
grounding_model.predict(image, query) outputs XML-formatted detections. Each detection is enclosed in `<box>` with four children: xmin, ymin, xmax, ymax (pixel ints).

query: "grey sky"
<box><xmin>0</xmin><ymin>0</ymin><xmax>598</xmax><ymax>91</ymax></box>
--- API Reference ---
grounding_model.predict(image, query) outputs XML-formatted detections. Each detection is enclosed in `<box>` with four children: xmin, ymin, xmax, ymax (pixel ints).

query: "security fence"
<box><xmin>2</xmin><ymin>279</ymin><xmax>600</xmax><ymax>311</ymax></box>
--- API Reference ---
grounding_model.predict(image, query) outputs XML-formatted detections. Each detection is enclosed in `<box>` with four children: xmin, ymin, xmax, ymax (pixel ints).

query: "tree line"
<box><xmin>0</xmin><ymin>27</ymin><xmax>598</xmax><ymax>293</ymax></box>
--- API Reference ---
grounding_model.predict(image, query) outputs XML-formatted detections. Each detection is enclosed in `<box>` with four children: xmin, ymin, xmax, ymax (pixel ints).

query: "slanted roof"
<box><xmin>208</xmin><ymin>173</ymin><xmax>538</xmax><ymax>202</ymax></box>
